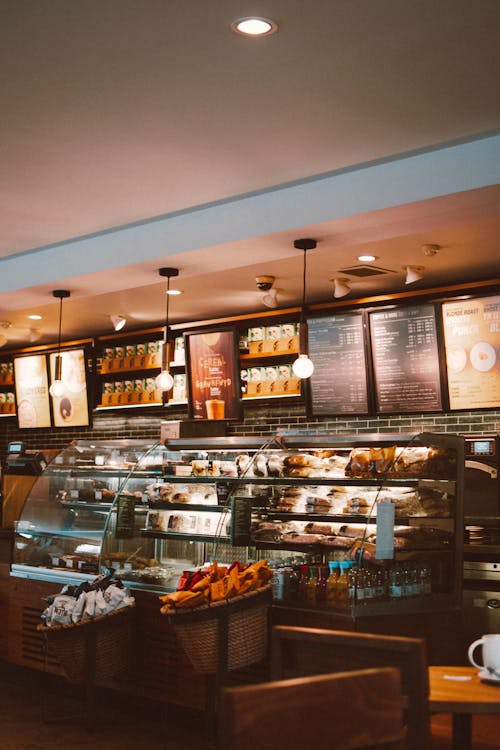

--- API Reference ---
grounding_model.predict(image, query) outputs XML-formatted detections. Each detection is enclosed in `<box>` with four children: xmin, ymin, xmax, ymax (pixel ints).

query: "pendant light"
<box><xmin>292</xmin><ymin>238</ymin><xmax>316</xmax><ymax>379</ymax></box>
<box><xmin>49</xmin><ymin>290</ymin><xmax>70</xmax><ymax>398</ymax></box>
<box><xmin>155</xmin><ymin>267</ymin><xmax>179</xmax><ymax>391</ymax></box>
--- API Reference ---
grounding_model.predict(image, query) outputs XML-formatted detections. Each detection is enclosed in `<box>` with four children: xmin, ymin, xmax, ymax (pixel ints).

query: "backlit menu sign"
<box><xmin>308</xmin><ymin>313</ymin><xmax>369</xmax><ymax>415</ymax></box>
<box><xmin>369</xmin><ymin>304</ymin><xmax>442</xmax><ymax>414</ymax></box>
<box><xmin>185</xmin><ymin>328</ymin><xmax>241</xmax><ymax>420</ymax></box>
<box><xmin>442</xmin><ymin>294</ymin><xmax>500</xmax><ymax>410</ymax></box>
<box><xmin>14</xmin><ymin>355</ymin><xmax>51</xmax><ymax>428</ymax></box>
<box><xmin>49</xmin><ymin>349</ymin><xmax>90</xmax><ymax>427</ymax></box>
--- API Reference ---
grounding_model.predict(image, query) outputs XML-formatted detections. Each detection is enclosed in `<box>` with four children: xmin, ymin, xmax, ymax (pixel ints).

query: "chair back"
<box><xmin>271</xmin><ymin>625</ymin><xmax>429</xmax><ymax>750</ymax></box>
<box><xmin>218</xmin><ymin>666</ymin><xmax>405</xmax><ymax>750</ymax></box>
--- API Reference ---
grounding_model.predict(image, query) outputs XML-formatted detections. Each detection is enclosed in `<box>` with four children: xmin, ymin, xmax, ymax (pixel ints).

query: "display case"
<box><xmin>12</xmin><ymin>432</ymin><xmax>464</xmax><ymax>621</ymax></box>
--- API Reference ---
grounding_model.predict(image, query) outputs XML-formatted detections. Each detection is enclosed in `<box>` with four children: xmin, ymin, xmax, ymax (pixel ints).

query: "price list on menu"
<box><xmin>369</xmin><ymin>304</ymin><xmax>442</xmax><ymax>413</ymax></box>
<box><xmin>308</xmin><ymin>313</ymin><xmax>369</xmax><ymax>415</ymax></box>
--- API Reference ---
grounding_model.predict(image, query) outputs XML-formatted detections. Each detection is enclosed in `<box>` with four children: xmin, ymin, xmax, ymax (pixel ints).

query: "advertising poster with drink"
<box><xmin>442</xmin><ymin>294</ymin><xmax>500</xmax><ymax>410</ymax></box>
<box><xmin>185</xmin><ymin>329</ymin><xmax>241</xmax><ymax>420</ymax></box>
<box><xmin>14</xmin><ymin>354</ymin><xmax>51</xmax><ymax>428</ymax></box>
<box><xmin>49</xmin><ymin>348</ymin><xmax>90</xmax><ymax>427</ymax></box>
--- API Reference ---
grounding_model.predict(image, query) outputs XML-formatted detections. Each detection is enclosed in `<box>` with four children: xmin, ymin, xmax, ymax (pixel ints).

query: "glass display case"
<box><xmin>12</xmin><ymin>433</ymin><xmax>464</xmax><ymax>619</ymax></box>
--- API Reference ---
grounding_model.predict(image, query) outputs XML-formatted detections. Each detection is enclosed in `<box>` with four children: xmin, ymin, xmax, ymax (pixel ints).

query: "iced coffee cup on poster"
<box><xmin>206</xmin><ymin>398</ymin><xmax>225</xmax><ymax>419</ymax></box>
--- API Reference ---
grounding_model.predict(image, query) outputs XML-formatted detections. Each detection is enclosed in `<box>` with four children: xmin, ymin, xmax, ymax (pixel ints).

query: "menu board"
<box><xmin>308</xmin><ymin>313</ymin><xmax>369</xmax><ymax>415</ymax></box>
<box><xmin>49</xmin><ymin>348</ymin><xmax>90</xmax><ymax>427</ymax></box>
<box><xmin>369</xmin><ymin>304</ymin><xmax>443</xmax><ymax>414</ymax></box>
<box><xmin>442</xmin><ymin>294</ymin><xmax>500</xmax><ymax>410</ymax></box>
<box><xmin>185</xmin><ymin>328</ymin><xmax>241</xmax><ymax>420</ymax></box>
<box><xmin>14</xmin><ymin>355</ymin><xmax>51</xmax><ymax>428</ymax></box>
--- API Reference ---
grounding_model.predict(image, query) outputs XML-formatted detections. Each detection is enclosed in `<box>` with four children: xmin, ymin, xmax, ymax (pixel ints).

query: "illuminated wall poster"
<box><xmin>14</xmin><ymin>355</ymin><xmax>51</xmax><ymax>428</ymax></box>
<box><xmin>49</xmin><ymin>348</ymin><xmax>90</xmax><ymax>427</ymax></box>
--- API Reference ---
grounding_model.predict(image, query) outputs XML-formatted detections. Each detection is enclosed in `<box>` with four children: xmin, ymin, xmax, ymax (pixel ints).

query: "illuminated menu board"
<box><xmin>14</xmin><ymin>355</ymin><xmax>51</xmax><ymax>428</ymax></box>
<box><xmin>185</xmin><ymin>328</ymin><xmax>241</xmax><ymax>420</ymax></box>
<box><xmin>49</xmin><ymin>349</ymin><xmax>90</xmax><ymax>427</ymax></box>
<box><xmin>369</xmin><ymin>304</ymin><xmax>443</xmax><ymax>413</ymax></box>
<box><xmin>308</xmin><ymin>313</ymin><xmax>369</xmax><ymax>415</ymax></box>
<box><xmin>442</xmin><ymin>294</ymin><xmax>500</xmax><ymax>410</ymax></box>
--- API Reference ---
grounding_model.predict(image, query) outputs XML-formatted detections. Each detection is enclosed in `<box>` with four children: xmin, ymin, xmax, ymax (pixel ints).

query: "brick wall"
<box><xmin>1</xmin><ymin>403</ymin><xmax>499</xmax><ymax>459</ymax></box>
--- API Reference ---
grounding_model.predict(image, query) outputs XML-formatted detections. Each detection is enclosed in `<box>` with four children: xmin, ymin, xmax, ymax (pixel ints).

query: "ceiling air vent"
<box><xmin>338</xmin><ymin>265</ymin><xmax>395</xmax><ymax>278</ymax></box>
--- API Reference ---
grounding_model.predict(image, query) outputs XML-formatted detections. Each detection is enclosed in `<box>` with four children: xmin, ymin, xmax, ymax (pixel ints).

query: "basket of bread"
<box><xmin>160</xmin><ymin>560</ymin><xmax>273</xmax><ymax>674</ymax></box>
<box><xmin>37</xmin><ymin>574</ymin><xmax>135</xmax><ymax>684</ymax></box>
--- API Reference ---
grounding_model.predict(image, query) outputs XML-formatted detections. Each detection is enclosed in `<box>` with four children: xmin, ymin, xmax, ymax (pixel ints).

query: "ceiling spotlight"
<box><xmin>421</xmin><ymin>243</ymin><xmax>440</xmax><ymax>257</ymax></box>
<box><xmin>404</xmin><ymin>265</ymin><xmax>425</xmax><ymax>284</ymax></box>
<box><xmin>262</xmin><ymin>288</ymin><xmax>278</xmax><ymax>308</ymax></box>
<box><xmin>332</xmin><ymin>278</ymin><xmax>352</xmax><ymax>298</ymax></box>
<box><xmin>28</xmin><ymin>314</ymin><xmax>42</xmax><ymax>320</ymax></box>
<box><xmin>357</xmin><ymin>254</ymin><xmax>377</xmax><ymax>262</ymax></box>
<box><xmin>28</xmin><ymin>328</ymin><xmax>41</xmax><ymax>343</ymax></box>
<box><xmin>231</xmin><ymin>17</ymin><xmax>278</xmax><ymax>36</ymax></box>
<box><xmin>0</xmin><ymin>335</ymin><xmax>7</xmax><ymax>348</ymax></box>
<box><xmin>110</xmin><ymin>314</ymin><xmax>126</xmax><ymax>331</ymax></box>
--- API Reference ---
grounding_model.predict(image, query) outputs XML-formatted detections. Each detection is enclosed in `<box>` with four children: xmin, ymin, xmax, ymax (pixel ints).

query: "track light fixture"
<box><xmin>332</xmin><ymin>277</ymin><xmax>352</xmax><ymax>298</ymax></box>
<box><xmin>28</xmin><ymin>328</ymin><xmax>41</xmax><ymax>343</ymax></box>
<box><xmin>49</xmin><ymin>290</ymin><xmax>70</xmax><ymax>398</ymax></box>
<box><xmin>262</xmin><ymin>288</ymin><xmax>278</xmax><ymax>308</ymax></box>
<box><xmin>110</xmin><ymin>314</ymin><xmax>126</xmax><ymax>332</ymax></box>
<box><xmin>404</xmin><ymin>265</ymin><xmax>424</xmax><ymax>284</ymax></box>
<box><xmin>292</xmin><ymin>238</ymin><xmax>316</xmax><ymax>379</ymax></box>
<box><xmin>155</xmin><ymin>267</ymin><xmax>179</xmax><ymax>392</ymax></box>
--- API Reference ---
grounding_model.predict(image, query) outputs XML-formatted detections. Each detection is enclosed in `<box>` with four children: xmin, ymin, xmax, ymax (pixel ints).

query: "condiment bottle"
<box><xmin>336</xmin><ymin>562</ymin><xmax>349</xmax><ymax>608</ymax></box>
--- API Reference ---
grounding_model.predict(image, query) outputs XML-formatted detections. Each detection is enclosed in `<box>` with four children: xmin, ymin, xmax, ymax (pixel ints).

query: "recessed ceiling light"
<box><xmin>231</xmin><ymin>17</ymin><xmax>278</xmax><ymax>37</ymax></box>
<box><xmin>28</xmin><ymin>314</ymin><xmax>42</xmax><ymax>320</ymax></box>
<box><xmin>357</xmin><ymin>254</ymin><xmax>377</xmax><ymax>262</ymax></box>
<box><xmin>166</xmin><ymin>289</ymin><xmax>182</xmax><ymax>296</ymax></box>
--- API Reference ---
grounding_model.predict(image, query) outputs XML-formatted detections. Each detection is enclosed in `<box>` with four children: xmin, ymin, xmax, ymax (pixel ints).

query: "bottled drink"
<box><xmin>356</xmin><ymin>567</ymin><xmax>367</xmax><ymax>605</ymax></box>
<box><xmin>316</xmin><ymin>565</ymin><xmax>328</xmax><ymax>605</ymax></box>
<box><xmin>298</xmin><ymin>565</ymin><xmax>310</xmax><ymax>602</ymax></box>
<box><xmin>306</xmin><ymin>566</ymin><xmax>318</xmax><ymax>605</ymax></box>
<box><xmin>389</xmin><ymin>563</ymin><xmax>404</xmax><ymax>599</ymax></box>
<box><xmin>326</xmin><ymin>561</ymin><xmax>340</xmax><ymax>608</ymax></box>
<box><xmin>418</xmin><ymin>562</ymin><xmax>432</xmax><ymax>596</ymax></box>
<box><xmin>347</xmin><ymin>563</ymin><xmax>357</xmax><ymax>608</ymax></box>
<box><xmin>373</xmin><ymin>568</ymin><xmax>387</xmax><ymax>601</ymax></box>
<box><xmin>335</xmin><ymin>562</ymin><xmax>349</xmax><ymax>608</ymax></box>
<box><xmin>286</xmin><ymin>566</ymin><xmax>300</xmax><ymax>601</ymax></box>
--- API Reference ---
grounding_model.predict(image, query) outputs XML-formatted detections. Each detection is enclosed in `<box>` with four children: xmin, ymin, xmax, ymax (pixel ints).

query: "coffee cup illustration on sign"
<box><xmin>206</xmin><ymin>399</ymin><xmax>225</xmax><ymax>420</ymax></box>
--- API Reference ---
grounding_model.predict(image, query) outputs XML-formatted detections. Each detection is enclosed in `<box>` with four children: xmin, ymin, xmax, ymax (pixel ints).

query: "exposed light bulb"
<box><xmin>49</xmin><ymin>379</ymin><xmax>65</xmax><ymax>398</ymax></box>
<box><xmin>292</xmin><ymin>354</ymin><xmax>314</xmax><ymax>379</ymax></box>
<box><xmin>155</xmin><ymin>369</ymin><xmax>174</xmax><ymax>391</ymax></box>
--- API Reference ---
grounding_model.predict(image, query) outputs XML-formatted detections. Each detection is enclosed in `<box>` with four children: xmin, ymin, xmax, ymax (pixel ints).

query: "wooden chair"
<box><xmin>218</xmin><ymin>666</ymin><xmax>405</xmax><ymax>750</ymax></box>
<box><xmin>271</xmin><ymin>625</ymin><xmax>430</xmax><ymax>750</ymax></box>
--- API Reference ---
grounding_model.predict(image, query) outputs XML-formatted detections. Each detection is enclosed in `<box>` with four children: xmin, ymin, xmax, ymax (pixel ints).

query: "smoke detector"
<box><xmin>421</xmin><ymin>243</ymin><xmax>440</xmax><ymax>257</ymax></box>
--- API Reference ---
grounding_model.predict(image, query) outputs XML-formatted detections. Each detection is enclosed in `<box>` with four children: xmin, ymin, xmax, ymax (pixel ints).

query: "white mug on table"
<box><xmin>468</xmin><ymin>633</ymin><xmax>500</xmax><ymax>674</ymax></box>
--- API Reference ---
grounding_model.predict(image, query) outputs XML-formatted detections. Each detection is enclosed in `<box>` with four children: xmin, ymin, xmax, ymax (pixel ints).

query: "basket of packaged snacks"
<box><xmin>160</xmin><ymin>560</ymin><xmax>273</xmax><ymax>674</ymax></box>
<box><xmin>37</xmin><ymin>575</ymin><xmax>135</xmax><ymax>684</ymax></box>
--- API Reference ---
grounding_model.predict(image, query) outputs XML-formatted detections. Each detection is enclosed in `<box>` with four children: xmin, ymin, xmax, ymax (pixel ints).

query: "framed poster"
<box><xmin>307</xmin><ymin>312</ymin><xmax>370</xmax><ymax>416</ymax></box>
<box><xmin>49</xmin><ymin>348</ymin><xmax>91</xmax><ymax>427</ymax></box>
<box><xmin>14</xmin><ymin>354</ymin><xmax>51</xmax><ymax>428</ymax></box>
<box><xmin>442</xmin><ymin>294</ymin><xmax>500</xmax><ymax>410</ymax></box>
<box><xmin>369</xmin><ymin>303</ymin><xmax>443</xmax><ymax>414</ymax></box>
<box><xmin>185</xmin><ymin>327</ymin><xmax>242</xmax><ymax>420</ymax></box>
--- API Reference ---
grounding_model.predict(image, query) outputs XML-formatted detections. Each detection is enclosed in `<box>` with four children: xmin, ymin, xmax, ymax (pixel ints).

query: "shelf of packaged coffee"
<box><xmin>95</xmin><ymin>402</ymin><xmax>165</xmax><ymax>411</ymax></box>
<box><xmin>242</xmin><ymin>392</ymin><xmax>301</xmax><ymax>400</ymax></box>
<box><xmin>141</xmin><ymin>529</ymin><xmax>231</xmax><ymax>544</ymax></box>
<box><xmin>99</xmin><ymin>352</ymin><xmax>161</xmax><ymax>374</ymax></box>
<box><xmin>240</xmin><ymin>351</ymin><xmax>298</xmax><ymax>361</ymax></box>
<box><xmin>0</xmin><ymin>409</ymin><xmax>16</xmax><ymax>416</ymax></box>
<box><xmin>0</xmin><ymin>376</ymin><xmax>14</xmax><ymax>385</ymax></box>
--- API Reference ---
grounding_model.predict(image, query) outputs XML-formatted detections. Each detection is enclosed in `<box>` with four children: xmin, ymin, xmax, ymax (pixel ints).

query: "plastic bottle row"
<box><xmin>271</xmin><ymin>560</ymin><xmax>433</xmax><ymax>609</ymax></box>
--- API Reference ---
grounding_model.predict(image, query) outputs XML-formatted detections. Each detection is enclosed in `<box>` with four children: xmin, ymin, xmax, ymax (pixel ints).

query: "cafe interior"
<box><xmin>1</xmin><ymin>3</ymin><xmax>500</xmax><ymax>749</ymax></box>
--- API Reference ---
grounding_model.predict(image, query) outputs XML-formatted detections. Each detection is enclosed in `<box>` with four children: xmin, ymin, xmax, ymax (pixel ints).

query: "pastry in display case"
<box><xmin>11</xmin><ymin>432</ymin><xmax>464</xmax><ymax>619</ymax></box>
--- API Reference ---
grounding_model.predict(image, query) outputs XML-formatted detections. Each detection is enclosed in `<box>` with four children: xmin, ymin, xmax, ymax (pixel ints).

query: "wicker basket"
<box><xmin>165</xmin><ymin>585</ymin><xmax>272</xmax><ymax>674</ymax></box>
<box><xmin>37</xmin><ymin>604</ymin><xmax>135</xmax><ymax>684</ymax></box>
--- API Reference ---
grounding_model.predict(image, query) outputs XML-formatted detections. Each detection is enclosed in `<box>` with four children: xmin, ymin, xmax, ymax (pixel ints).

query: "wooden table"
<box><xmin>429</xmin><ymin>665</ymin><xmax>500</xmax><ymax>750</ymax></box>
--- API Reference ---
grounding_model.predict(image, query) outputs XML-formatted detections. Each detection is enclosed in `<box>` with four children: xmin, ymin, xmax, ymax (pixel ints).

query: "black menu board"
<box><xmin>369</xmin><ymin>304</ymin><xmax>443</xmax><ymax>414</ymax></box>
<box><xmin>442</xmin><ymin>294</ymin><xmax>500</xmax><ymax>410</ymax></box>
<box><xmin>308</xmin><ymin>313</ymin><xmax>369</xmax><ymax>415</ymax></box>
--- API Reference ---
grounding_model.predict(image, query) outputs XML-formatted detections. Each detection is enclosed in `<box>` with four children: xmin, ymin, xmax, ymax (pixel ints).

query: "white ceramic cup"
<box><xmin>468</xmin><ymin>633</ymin><xmax>500</xmax><ymax>672</ymax></box>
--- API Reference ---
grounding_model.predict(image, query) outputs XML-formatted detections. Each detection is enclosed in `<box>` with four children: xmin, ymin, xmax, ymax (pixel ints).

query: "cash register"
<box><xmin>5</xmin><ymin>441</ymin><xmax>47</xmax><ymax>475</ymax></box>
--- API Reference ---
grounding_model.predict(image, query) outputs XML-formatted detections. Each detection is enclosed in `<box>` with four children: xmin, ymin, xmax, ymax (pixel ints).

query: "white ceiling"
<box><xmin>0</xmin><ymin>0</ymin><xmax>499</xmax><ymax>348</ymax></box>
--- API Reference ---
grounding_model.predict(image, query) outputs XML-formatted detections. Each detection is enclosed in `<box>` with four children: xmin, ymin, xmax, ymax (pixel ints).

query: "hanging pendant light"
<box><xmin>49</xmin><ymin>290</ymin><xmax>70</xmax><ymax>397</ymax></box>
<box><xmin>292</xmin><ymin>238</ymin><xmax>316</xmax><ymax>379</ymax></box>
<box><xmin>155</xmin><ymin>267</ymin><xmax>179</xmax><ymax>392</ymax></box>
